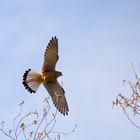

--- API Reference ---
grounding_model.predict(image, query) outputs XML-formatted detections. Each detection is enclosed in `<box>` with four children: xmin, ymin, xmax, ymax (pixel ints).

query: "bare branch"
<box><xmin>114</xmin><ymin>64</ymin><xmax>140</xmax><ymax>129</ymax></box>
<box><xmin>0</xmin><ymin>97</ymin><xmax>76</xmax><ymax>140</ymax></box>
<box><xmin>118</xmin><ymin>100</ymin><xmax>140</xmax><ymax>129</ymax></box>
<box><xmin>0</xmin><ymin>128</ymin><xmax>15</xmax><ymax>140</ymax></box>
<box><xmin>51</xmin><ymin>124</ymin><xmax>77</xmax><ymax>136</ymax></box>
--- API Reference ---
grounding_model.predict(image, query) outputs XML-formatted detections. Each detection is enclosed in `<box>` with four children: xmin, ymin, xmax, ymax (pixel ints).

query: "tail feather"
<box><xmin>22</xmin><ymin>69</ymin><xmax>42</xmax><ymax>93</ymax></box>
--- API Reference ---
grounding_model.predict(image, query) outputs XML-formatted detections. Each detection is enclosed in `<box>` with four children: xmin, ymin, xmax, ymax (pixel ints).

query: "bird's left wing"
<box><xmin>41</xmin><ymin>36</ymin><xmax>58</xmax><ymax>72</ymax></box>
<box><xmin>43</xmin><ymin>80</ymin><xmax>69</xmax><ymax>115</ymax></box>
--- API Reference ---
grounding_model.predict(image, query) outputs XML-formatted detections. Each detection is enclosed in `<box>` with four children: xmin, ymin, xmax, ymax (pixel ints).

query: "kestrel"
<box><xmin>22</xmin><ymin>36</ymin><xmax>69</xmax><ymax>115</ymax></box>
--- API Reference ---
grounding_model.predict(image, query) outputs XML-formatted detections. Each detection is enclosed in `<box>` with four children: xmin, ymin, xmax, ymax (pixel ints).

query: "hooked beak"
<box><xmin>60</xmin><ymin>72</ymin><xmax>63</xmax><ymax>76</ymax></box>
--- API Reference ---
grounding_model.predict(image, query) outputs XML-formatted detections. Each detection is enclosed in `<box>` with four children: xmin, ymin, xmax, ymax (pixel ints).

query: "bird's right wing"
<box><xmin>43</xmin><ymin>80</ymin><xmax>69</xmax><ymax>115</ymax></box>
<box><xmin>41</xmin><ymin>37</ymin><xmax>59</xmax><ymax>72</ymax></box>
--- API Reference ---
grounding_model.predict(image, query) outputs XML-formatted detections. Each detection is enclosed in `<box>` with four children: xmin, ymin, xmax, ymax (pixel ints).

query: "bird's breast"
<box><xmin>41</xmin><ymin>71</ymin><xmax>58</xmax><ymax>82</ymax></box>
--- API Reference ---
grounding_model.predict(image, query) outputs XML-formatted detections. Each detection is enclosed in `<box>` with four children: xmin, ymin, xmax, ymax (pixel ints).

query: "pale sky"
<box><xmin>0</xmin><ymin>0</ymin><xmax>140</xmax><ymax>140</ymax></box>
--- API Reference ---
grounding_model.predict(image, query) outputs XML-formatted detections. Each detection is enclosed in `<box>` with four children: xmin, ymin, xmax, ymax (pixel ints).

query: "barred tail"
<box><xmin>22</xmin><ymin>69</ymin><xmax>42</xmax><ymax>93</ymax></box>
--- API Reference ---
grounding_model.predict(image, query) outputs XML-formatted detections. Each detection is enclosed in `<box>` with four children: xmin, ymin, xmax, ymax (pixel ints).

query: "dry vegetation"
<box><xmin>0</xmin><ymin>98</ymin><xmax>76</xmax><ymax>140</ymax></box>
<box><xmin>113</xmin><ymin>64</ymin><xmax>140</xmax><ymax>129</ymax></box>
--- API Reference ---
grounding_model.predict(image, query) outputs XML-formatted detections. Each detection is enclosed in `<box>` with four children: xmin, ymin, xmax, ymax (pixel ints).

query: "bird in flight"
<box><xmin>22</xmin><ymin>36</ymin><xmax>69</xmax><ymax>115</ymax></box>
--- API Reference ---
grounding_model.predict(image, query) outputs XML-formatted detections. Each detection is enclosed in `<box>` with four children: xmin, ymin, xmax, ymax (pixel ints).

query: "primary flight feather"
<box><xmin>22</xmin><ymin>36</ymin><xmax>69</xmax><ymax>116</ymax></box>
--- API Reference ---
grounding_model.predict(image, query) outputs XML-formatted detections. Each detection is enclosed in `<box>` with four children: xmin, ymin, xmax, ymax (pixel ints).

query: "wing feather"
<box><xmin>43</xmin><ymin>80</ymin><xmax>69</xmax><ymax>115</ymax></box>
<box><xmin>41</xmin><ymin>36</ymin><xmax>58</xmax><ymax>72</ymax></box>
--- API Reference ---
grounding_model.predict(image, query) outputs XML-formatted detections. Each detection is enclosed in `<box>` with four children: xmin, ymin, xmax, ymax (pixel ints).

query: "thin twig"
<box><xmin>13</xmin><ymin>101</ymin><xmax>24</xmax><ymax>139</ymax></box>
<box><xmin>23</xmin><ymin>130</ymin><xmax>28</xmax><ymax>140</ymax></box>
<box><xmin>33</xmin><ymin>114</ymin><xmax>46</xmax><ymax>140</ymax></box>
<box><xmin>51</xmin><ymin>124</ymin><xmax>77</xmax><ymax>136</ymax></box>
<box><xmin>119</xmin><ymin>101</ymin><xmax>140</xmax><ymax>129</ymax></box>
<box><xmin>17</xmin><ymin>121</ymin><xmax>38</xmax><ymax>137</ymax></box>
<box><xmin>0</xmin><ymin>128</ymin><xmax>15</xmax><ymax>140</ymax></box>
<box><xmin>131</xmin><ymin>63</ymin><xmax>138</xmax><ymax>80</ymax></box>
<box><xmin>40</xmin><ymin>110</ymin><xmax>57</xmax><ymax>140</ymax></box>
<box><xmin>15</xmin><ymin>112</ymin><xmax>38</xmax><ymax>138</ymax></box>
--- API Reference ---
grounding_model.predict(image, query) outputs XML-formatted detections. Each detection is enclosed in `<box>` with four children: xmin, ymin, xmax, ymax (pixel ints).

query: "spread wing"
<box><xmin>41</xmin><ymin>36</ymin><xmax>59</xmax><ymax>72</ymax></box>
<box><xmin>43</xmin><ymin>80</ymin><xmax>69</xmax><ymax>115</ymax></box>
